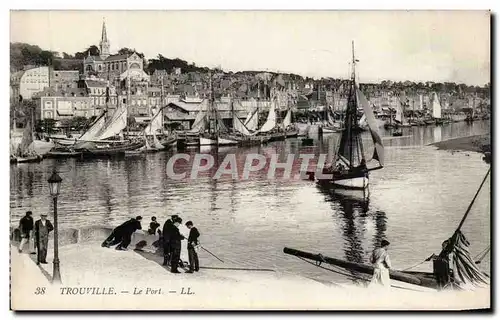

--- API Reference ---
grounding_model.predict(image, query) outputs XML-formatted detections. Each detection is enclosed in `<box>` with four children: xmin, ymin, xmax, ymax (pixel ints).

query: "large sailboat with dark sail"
<box><xmin>314</xmin><ymin>42</ymin><xmax>384</xmax><ymax>190</ymax></box>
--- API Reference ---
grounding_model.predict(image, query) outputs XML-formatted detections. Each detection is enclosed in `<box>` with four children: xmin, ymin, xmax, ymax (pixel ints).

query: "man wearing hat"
<box><xmin>169</xmin><ymin>216</ymin><xmax>185</xmax><ymax>273</ymax></box>
<box><xmin>161</xmin><ymin>215</ymin><xmax>179</xmax><ymax>266</ymax></box>
<box><xmin>34</xmin><ymin>214</ymin><xmax>54</xmax><ymax>265</ymax></box>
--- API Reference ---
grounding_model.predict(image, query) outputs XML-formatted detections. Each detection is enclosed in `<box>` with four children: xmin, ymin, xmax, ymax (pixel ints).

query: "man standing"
<box><xmin>34</xmin><ymin>214</ymin><xmax>54</xmax><ymax>265</ymax></box>
<box><xmin>161</xmin><ymin>215</ymin><xmax>178</xmax><ymax>266</ymax></box>
<box><xmin>170</xmin><ymin>217</ymin><xmax>185</xmax><ymax>273</ymax></box>
<box><xmin>18</xmin><ymin>211</ymin><xmax>34</xmax><ymax>253</ymax></box>
<box><xmin>185</xmin><ymin>221</ymin><xmax>200</xmax><ymax>273</ymax></box>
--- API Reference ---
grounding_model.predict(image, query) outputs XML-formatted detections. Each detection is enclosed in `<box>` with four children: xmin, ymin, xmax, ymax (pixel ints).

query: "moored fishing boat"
<box><xmin>45</xmin><ymin>147</ymin><xmax>82</xmax><ymax>159</ymax></box>
<box><xmin>11</xmin><ymin>110</ymin><xmax>43</xmax><ymax>164</ymax></box>
<box><xmin>311</xmin><ymin>42</ymin><xmax>384</xmax><ymax>191</ymax></box>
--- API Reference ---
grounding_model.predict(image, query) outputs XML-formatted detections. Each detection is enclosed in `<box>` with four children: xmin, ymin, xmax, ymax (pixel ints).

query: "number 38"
<box><xmin>34</xmin><ymin>287</ymin><xmax>46</xmax><ymax>295</ymax></box>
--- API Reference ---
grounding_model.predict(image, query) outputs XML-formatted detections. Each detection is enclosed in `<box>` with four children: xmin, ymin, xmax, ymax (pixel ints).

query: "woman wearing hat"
<box><xmin>369</xmin><ymin>239</ymin><xmax>392</xmax><ymax>288</ymax></box>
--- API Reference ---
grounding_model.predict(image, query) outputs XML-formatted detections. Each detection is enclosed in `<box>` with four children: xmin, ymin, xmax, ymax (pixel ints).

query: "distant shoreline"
<box><xmin>430</xmin><ymin>134</ymin><xmax>491</xmax><ymax>163</ymax></box>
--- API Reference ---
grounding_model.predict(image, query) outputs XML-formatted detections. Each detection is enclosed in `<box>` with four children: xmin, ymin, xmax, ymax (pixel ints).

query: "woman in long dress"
<box><xmin>369</xmin><ymin>239</ymin><xmax>392</xmax><ymax>288</ymax></box>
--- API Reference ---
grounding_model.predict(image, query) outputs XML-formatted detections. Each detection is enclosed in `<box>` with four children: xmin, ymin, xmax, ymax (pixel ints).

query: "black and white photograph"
<box><xmin>8</xmin><ymin>9</ymin><xmax>491</xmax><ymax>310</ymax></box>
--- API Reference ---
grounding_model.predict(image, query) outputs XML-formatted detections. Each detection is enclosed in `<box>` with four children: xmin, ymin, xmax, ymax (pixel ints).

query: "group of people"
<box><xmin>101</xmin><ymin>214</ymin><xmax>200</xmax><ymax>274</ymax></box>
<box><xmin>17</xmin><ymin>211</ymin><xmax>54</xmax><ymax>265</ymax></box>
<box><xmin>160</xmin><ymin>215</ymin><xmax>200</xmax><ymax>274</ymax></box>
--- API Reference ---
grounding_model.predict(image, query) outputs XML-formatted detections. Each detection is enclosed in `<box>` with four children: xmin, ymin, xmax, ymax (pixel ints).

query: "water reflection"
<box><xmin>317</xmin><ymin>184</ymin><xmax>390</xmax><ymax>284</ymax></box>
<box><xmin>10</xmin><ymin>121</ymin><xmax>490</xmax><ymax>281</ymax></box>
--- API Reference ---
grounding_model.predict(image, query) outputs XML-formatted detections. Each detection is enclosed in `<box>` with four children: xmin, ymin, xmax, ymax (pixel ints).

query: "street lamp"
<box><xmin>47</xmin><ymin>171</ymin><xmax>62</xmax><ymax>283</ymax></box>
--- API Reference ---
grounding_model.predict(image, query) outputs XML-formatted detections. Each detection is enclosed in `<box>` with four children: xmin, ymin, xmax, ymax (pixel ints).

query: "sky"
<box><xmin>10</xmin><ymin>10</ymin><xmax>491</xmax><ymax>85</ymax></box>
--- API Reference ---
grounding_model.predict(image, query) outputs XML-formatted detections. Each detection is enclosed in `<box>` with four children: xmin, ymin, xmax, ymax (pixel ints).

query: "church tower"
<box><xmin>99</xmin><ymin>19</ymin><xmax>110</xmax><ymax>59</ymax></box>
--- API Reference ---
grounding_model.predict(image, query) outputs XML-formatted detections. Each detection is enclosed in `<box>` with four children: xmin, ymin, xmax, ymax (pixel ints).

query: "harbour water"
<box><xmin>10</xmin><ymin>121</ymin><xmax>491</xmax><ymax>284</ymax></box>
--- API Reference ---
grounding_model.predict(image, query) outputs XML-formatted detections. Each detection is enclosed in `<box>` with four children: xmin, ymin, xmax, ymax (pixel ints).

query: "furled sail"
<box><xmin>436</xmin><ymin>169</ymin><xmax>490</xmax><ymax>289</ymax></box>
<box><xmin>336</xmin><ymin>91</ymin><xmax>359</xmax><ymax>167</ymax></box>
<box><xmin>244</xmin><ymin>108</ymin><xmax>259</xmax><ymax>131</ymax></box>
<box><xmin>395</xmin><ymin>100</ymin><xmax>403</xmax><ymax>123</ymax></box>
<box><xmin>432</xmin><ymin>92</ymin><xmax>442</xmax><ymax>119</ymax></box>
<box><xmin>144</xmin><ymin>108</ymin><xmax>163</xmax><ymax>135</ymax></box>
<box><xmin>233</xmin><ymin>115</ymin><xmax>252</xmax><ymax>136</ymax></box>
<box><xmin>356</xmin><ymin>86</ymin><xmax>384</xmax><ymax>166</ymax></box>
<box><xmin>282</xmin><ymin>109</ymin><xmax>292</xmax><ymax>128</ymax></box>
<box><xmin>258</xmin><ymin>100</ymin><xmax>277</xmax><ymax>133</ymax></box>
<box><xmin>17</xmin><ymin>118</ymin><xmax>36</xmax><ymax>157</ymax></box>
<box><xmin>95</xmin><ymin>105</ymin><xmax>128</xmax><ymax>140</ymax></box>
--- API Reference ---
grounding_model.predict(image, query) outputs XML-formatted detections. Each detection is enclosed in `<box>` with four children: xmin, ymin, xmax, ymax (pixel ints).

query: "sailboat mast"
<box><xmin>127</xmin><ymin>70</ymin><xmax>131</xmax><ymax>137</ymax></box>
<box><xmin>208</xmin><ymin>71</ymin><xmax>215</xmax><ymax>135</ymax></box>
<box><xmin>160</xmin><ymin>75</ymin><xmax>165</xmax><ymax>134</ymax></box>
<box><xmin>349</xmin><ymin>41</ymin><xmax>357</xmax><ymax>167</ymax></box>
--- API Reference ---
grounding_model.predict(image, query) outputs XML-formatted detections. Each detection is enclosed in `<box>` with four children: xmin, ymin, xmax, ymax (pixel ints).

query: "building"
<box><xmin>38</xmin><ymin>88</ymin><xmax>94</xmax><ymax>121</ymax></box>
<box><xmin>83</xmin><ymin>21</ymin><xmax>149</xmax><ymax>82</ymax></box>
<box><xmin>84</xmin><ymin>79</ymin><xmax>118</xmax><ymax>111</ymax></box>
<box><xmin>50</xmin><ymin>70</ymin><xmax>80</xmax><ymax>91</ymax></box>
<box><xmin>163</xmin><ymin>97</ymin><xmax>268</xmax><ymax>130</ymax></box>
<box><xmin>19</xmin><ymin>66</ymin><xmax>50</xmax><ymax>100</ymax></box>
<box><xmin>10</xmin><ymin>70</ymin><xmax>24</xmax><ymax>104</ymax></box>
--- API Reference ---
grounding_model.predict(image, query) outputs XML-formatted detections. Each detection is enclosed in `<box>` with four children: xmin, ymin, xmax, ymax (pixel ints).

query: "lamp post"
<box><xmin>47</xmin><ymin>171</ymin><xmax>62</xmax><ymax>283</ymax></box>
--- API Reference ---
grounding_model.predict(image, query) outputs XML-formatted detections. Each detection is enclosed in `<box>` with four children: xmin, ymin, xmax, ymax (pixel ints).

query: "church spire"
<box><xmin>99</xmin><ymin>18</ymin><xmax>110</xmax><ymax>59</ymax></box>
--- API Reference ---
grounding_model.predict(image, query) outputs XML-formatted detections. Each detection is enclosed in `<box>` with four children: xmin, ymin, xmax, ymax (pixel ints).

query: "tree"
<box><xmin>35</xmin><ymin>119</ymin><xmax>57</xmax><ymax>134</ymax></box>
<box><xmin>74</xmin><ymin>45</ymin><xmax>100</xmax><ymax>60</ymax></box>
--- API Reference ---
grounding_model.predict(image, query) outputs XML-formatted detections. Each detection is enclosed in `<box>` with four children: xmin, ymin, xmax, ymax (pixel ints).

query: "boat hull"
<box><xmin>14</xmin><ymin>155</ymin><xmax>43</xmax><ymax>164</ymax></box>
<box><xmin>45</xmin><ymin>151</ymin><xmax>82</xmax><ymax>159</ymax></box>
<box><xmin>218</xmin><ymin>136</ymin><xmax>239</xmax><ymax>146</ymax></box>
<box><xmin>316</xmin><ymin>169</ymin><xmax>369</xmax><ymax>190</ymax></box>
<box><xmin>285</xmin><ymin>130</ymin><xmax>299</xmax><ymax>138</ymax></box>
<box><xmin>79</xmin><ymin>141</ymin><xmax>144</xmax><ymax>158</ymax></box>
<box><xmin>200</xmin><ymin>136</ymin><xmax>218</xmax><ymax>146</ymax></box>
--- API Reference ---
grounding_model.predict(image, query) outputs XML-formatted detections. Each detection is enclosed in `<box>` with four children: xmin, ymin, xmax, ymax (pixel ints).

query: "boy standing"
<box><xmin>185</xmin><ymin>221</ymin><xmax>200</xmax><ymax>273</ymax></box>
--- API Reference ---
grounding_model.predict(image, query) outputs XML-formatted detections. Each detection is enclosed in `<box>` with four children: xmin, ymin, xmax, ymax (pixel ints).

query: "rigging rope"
<box><xmin>402</xmin><ymin>259</ymin><xmax>429</xmax><ymax>272</ymax></box>
<box><xmin>455</xmin><ymin>167</ymin><xmax>490</xmax><ymax>232</ymax></box>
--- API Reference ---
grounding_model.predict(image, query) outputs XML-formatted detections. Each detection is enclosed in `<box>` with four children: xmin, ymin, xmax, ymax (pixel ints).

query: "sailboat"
<box><xmin>199</xmin><ymin>73</ymin><xmax>239</xmax><ymax>147</ymax></box>
<box><xmin>432</xmin><ymin>92</ymin><xmax>443</xmax><ymax>125</ymax></box>
<box><xmin>250</xmin><ymin>95</ymin><xmax>284</xmax><ymax>142</ymax></box>
<box><xmin>229</xmin><ymin>98</ymin><xmax>270</xmax><ymax>146</ymax></box>
<box><xmin>313</xmin><ymin>42</ymin><xmax>384</xmax><ymax>190</ymax></box>
<box><xmin>140</xmin><ymin>106</ymin><xmax>174</xmax><ymax>152</ymax></box>
<box><xmin>51</xmin><ymin>80</ymin><xmax>144</xmax><ymax>157</ymax></box>
<box><xmin>285</xmin><ymin>168</ymin><xmax>490</xmax><ymax>291</ymax></box>
<box><xmin>394</xmin><ymin>99</ymin><xmax>411</xmax><ymax>128</ymax></box>
<box><xmin>11</xmin><ymin>111</ymin><xmax>43</xmax><ymax>164</ymax></box>
<box><xmin>281</xmin><ymin>97</ymin><xmax>299</xmax><ymax>138</ymax></box>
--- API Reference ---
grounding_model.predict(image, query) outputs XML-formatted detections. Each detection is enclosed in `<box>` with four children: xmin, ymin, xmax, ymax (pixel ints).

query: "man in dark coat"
<box><xmin>170</xmin><ymin>217</ymin><xmax>185</xmax><ymax>273</ymax></box>
<box><xmin>161</xmin><ymin>215</ymin><xmax>178</xmax><ymax>266</ymax></box>
<box><xmin>102</xmin><ymin>216</ymin><xmax>142</xmax><ymax>250</ymax></box>
<box><xmin>18</xmin><ymin>211</ymin><xmax>34</xmax><ymax>253</ymax></box>
<box><xmin>116</xmin><ymin>216</ymin><xmax>142</xmax><ymax>251</ymax></box>
<box><xmin>185</xmin><ymin>220</ymin><xmax>200</xmax><ymax>273</ymax></box>
<box><xmin>34</xmin><ymin>214</ymin><xmax>54</xmax><ymax>265</ymax></box>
